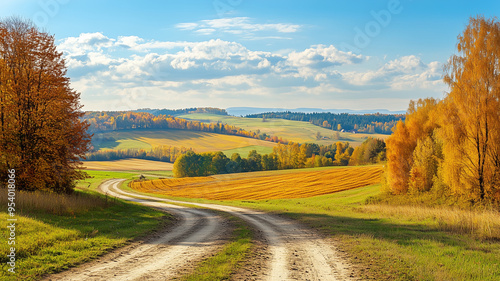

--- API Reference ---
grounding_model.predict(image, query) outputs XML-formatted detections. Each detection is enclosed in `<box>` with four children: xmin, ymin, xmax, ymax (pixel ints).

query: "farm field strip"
<box><xmin>95</xmin><ymin>129</ymin><xmax>275</xmax><ymax>153</ymax></box>
<box><xmin>82</xmin><ymin>158</ymin><xmax>174</xmax><ymax>171</ymax></box>
<box><xmin>178</xmin><ymin>113</ymin><xmax>390</xmax><ymax>147</ymax></box>
<box><xmin>131</xmin><ymin>165</ymin><xmax>383</xmax><ymax>200</ymax></box>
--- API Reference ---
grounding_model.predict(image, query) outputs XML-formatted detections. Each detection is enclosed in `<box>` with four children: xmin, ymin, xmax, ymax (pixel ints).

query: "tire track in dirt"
<box><xmin>114</xmin><ymin>180</ymin><xmax>353</xmax><ymax>280</ymax></box>
<box><xmin>46</xmin><ymin>179</ymin><xmax>227</xmax><ymax>281</ymax></box>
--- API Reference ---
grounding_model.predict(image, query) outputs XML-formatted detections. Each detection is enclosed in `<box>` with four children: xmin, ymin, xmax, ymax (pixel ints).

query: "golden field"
<box><xmin>96</xmin><ymin>129</ymin><xmax>276</xmax><ymax>153</ymax></box>
<box><xmin>82</xmin><ymin>158</ymin><xmax>174</xmax><ymax>171</ymax></box>
<box><xmin>130</xmin><ymin>165</ymin><xmax>383</xmax><ymax>200</ymax></box>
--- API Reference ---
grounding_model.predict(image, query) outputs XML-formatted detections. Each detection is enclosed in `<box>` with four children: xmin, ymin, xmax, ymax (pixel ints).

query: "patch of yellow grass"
<box><xmin>131</xmin><ymin>166</ymin><xmax>383</xmax><ymax>200</ymax></box>
<box><xmin>0</xmin><ymin>190</ymin><xmax>112</xmax><ymax>215</ymax></box>
<box><xmin>82</xmin><ymin>159</ymin><xmax>174</xmax><ymax>171</ymax></box>
<box><xmin>363</xmin><ymin>204</ymin><xmax>500</xmax><ymax>240</ymax></box>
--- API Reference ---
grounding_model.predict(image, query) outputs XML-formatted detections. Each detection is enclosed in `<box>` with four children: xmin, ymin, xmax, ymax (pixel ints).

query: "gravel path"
<box><xmin>47</xmin><ymin>179</ymin><xmax>352</xmax><ymax>280</ymax></box>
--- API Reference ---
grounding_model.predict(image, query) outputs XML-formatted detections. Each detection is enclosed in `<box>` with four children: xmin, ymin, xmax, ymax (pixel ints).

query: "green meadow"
<box><xmin>178</xmin><ymin>113</ymin><xmax>389</xmax><ymax>147</ymax></box>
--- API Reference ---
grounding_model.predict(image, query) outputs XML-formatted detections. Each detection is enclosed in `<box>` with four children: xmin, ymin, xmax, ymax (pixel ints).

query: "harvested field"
<box><xmin>130</xmin><ymin>165</ymin><xmax>383</xmax><ymax>200</ymax></box>
<box><xmin>82</xmin><ymin>159</ymin><xmax>174</xmax><ymax>171</ymax></box>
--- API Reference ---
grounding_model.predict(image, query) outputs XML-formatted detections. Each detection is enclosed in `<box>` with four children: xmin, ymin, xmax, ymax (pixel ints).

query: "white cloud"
<box><xmin>58</xmin><ymin>32</ymin><xmax>114</xmax><ymax>56</ymax></box>
<box><xmin>343</xmin><ymin>55</ymin><xmax>442</xmax><ymax>90</ymax></box>
<box><xmin>116</xmin><ymin>36</ymin><xmax>144</xmax><ymax>49</ymax></box>
<box><xmin>195</xmin><ymin>28</ymin><xmax>216</xmax><ymax>35</ymax></box>
<box><xmin>175</xmin><ymin>17</ymin><xmax>301</xmax><ymax>39</ymax></box>
<box><xmin>278</xmin><ymin>45</ymin><xmax>364</xmax><ymax>80</ymax></box>
<box><xmin>59</xmin><ymin>32</ymin><xmax>445</xmax><ymax>111</ymax></box>
<box><xmin>175</xmin><ymin>22</ymin><xmax>198</xmax><ymax>30</ymax></box>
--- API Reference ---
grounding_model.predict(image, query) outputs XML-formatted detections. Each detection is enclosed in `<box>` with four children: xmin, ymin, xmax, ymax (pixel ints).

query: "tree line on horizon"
<box><xmin>84</xmin><ymin>111</ymin><xmax>290</xmax><ymax>148</ymax></box>
<box><xmin>132</xmin><ymin>107</ymin><xmax>228</xmax><ymax>117</ymax></box>
<box><xmin>85</xmin><ymin>145</ymin><xmax>192</xmax><ymax>163</ymax></box>
<box><xmin>246</xmin><ymin>111</ymin><xmax>404</xmax><ymax>134</ymax></box>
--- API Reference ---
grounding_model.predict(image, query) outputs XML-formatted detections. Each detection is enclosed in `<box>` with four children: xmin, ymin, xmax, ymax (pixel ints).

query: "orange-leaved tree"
<box><xmin>385</xmin><ymin>98</ymin><xmax>440</xmax><ymax>194</ymax></box>
<box><xmin>441</xmin><ymin>16</ymin><xmax>500</xmax><ymax>201</ymax></box>
<box><xmin>384</xmin><ymin>16</ymin><xmax>500</xmax><ymax>204</ymax></box>
<box><xmin>0</xmin><ymin>18</ymin><xmax>90</xmax><ymax>193</ymax></box>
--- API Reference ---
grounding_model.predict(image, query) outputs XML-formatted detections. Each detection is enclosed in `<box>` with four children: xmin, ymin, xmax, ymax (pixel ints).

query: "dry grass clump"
<box><xmin>131</xmin><ymin>166</ymin><xmax>383</xmax><ymax>200</ymax></box>
<box><xmin>0</xmin><ymin>189</ymin><xmax>113</xmax><ymax>215</ymax></box>
<box><xmin>363</xmin><ymin>204</ymin><xmax>500</xmax><ymax>240</ymax></box>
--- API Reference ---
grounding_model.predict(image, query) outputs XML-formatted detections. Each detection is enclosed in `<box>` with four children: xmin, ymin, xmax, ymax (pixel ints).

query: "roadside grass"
<box><xmin>0</xmin><ymin>172</ymin><xmax>172</xmax><ymax>281</ymax></box>
<box><xmin>0</xmin><ymin>189</ymin><xmax>112</xmax><ymax>216</ymax></box>
<box><xmin>178</xmin><ymin>113</ymin><xmax>389</xmax><ymax>147</ymax></box>
<box><xmin>224</xmin><ymin>185</ymin><xmax>500</xmax><ymax>281</ymax></box>
<box><xmin>125</xmin><ymin>165</ymin><xmax>500</xmax><ymax>281</ymax></box>
<box><xmin>76</xmin><ymin>170</ymin><xmax>138</xmax><ymax>190</ymax></box>
<box><xmin>178</xmin><ymin>214</ymin><xmax>253</xmax><ymax>281</ymax></box>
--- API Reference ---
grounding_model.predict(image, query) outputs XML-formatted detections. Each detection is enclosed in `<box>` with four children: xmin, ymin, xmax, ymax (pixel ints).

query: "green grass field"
<box><xmin>178</xmin><ymin>113</ymin><xmax>389</xmax><ymax>147</ymax></box>
<box><xmin>220</xmin><ymin>145</ymin><xmax>274</xmax><ymax>157</ymax></box>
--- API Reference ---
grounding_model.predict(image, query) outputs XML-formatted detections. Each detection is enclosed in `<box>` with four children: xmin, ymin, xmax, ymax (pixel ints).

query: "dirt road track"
<box><xmin>48</xmin><ymin>179</ymin><xmax>353</xmax><ymax>280</ymax></box>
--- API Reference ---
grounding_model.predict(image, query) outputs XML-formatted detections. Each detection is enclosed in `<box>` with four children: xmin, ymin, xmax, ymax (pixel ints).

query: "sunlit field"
<box><xmin>94</xmin><ymin>129</ymin><xmax>275</xmax><ymax>154</ymax></box>
<box><xmin>130</xmin><ymin>165</ymin><xmax>383</xmax><ymax>200</ymax></box>
<box><xmin>82</xmin><ymin>158</ymin><xmax>174</xmax><ymax>171</ymax></box>
<box><xmin>178</xmin><ymin>113</ymin><xmax>390</xmax><ymax>147</ymax></box>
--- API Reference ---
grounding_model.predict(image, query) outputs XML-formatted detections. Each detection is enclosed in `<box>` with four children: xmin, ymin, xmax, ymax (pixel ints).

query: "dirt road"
<box><xmin>49</xmin><ymin>179</ymin><xmax>352</xmax><ymax>280</ymax></box>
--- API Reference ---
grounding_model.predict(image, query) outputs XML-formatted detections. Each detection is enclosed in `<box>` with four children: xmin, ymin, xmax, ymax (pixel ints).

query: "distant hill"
<box><xmin>226</xmin><ymin>107</ymin><xmax>406</xmax><ymax>116</ymax></box>
<box><xmin>134</xmin><ymin>107</ymin><xmax>228</xmax><ymax>116</ymax></box>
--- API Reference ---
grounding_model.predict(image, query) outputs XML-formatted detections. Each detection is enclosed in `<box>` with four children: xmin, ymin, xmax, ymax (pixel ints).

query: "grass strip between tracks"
<box><xmin>112</xmin><ymin>181</ymin><xmax>254</xmax><ymax>281</ymax></box>
<box><xmin>179</xmin><ymin>214</ymin><xmax>253</xmax><ymax>281</ymax></box>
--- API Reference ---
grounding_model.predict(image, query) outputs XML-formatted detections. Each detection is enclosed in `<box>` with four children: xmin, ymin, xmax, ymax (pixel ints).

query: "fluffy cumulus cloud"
<box><xmin>343</xmin><ymin>55</ymin><xmax>443</xmax><ymax>90</ymax></box>
<box><xmin>278</xmin><ymin>45</ymin><xmax>364</xmax><ymax>81</ymax></box>
<box><xmin>57</xmin><ymin>31</ymin><xmax>445</xmax><ymax>111</ymax></box>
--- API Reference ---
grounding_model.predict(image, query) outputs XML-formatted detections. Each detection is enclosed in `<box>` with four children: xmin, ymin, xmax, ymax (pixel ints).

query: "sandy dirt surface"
<box><xmin>47</xmin><ymin>179</ymin><xmax>354</xmax><ymax>280</ymax></box>
<box><xmin>45</xmin><ymin>179</ymin><xmax>227</xmax><ymax>281</ymax></box>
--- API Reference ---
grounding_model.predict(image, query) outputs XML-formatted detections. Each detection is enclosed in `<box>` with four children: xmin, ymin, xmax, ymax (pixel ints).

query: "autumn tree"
<box><xmin>384</xmin><ymin>16</ymin><xmax>500</xmax><ymax>204</ymax></box>
<box><xmin>0</xmin><ymin>18</ymin><xmax>90</xmax><ymax>193</ymax></box>
<box><xmin>408</xmin><ymin>133</ymin><xmax>442</xmax><ymax>193</ymax></box>
<box><xmin>384</xmin><ymin>98</ymin><xmax>440</xmax><ymax>194</ymax></box>
<box><xmin>349</xmin><ymin>137</ymin><xmax>386</xmax><ymax>166</ymax></box>
<box><xmin>441</xmin><ymin>16</ymin><xmax>500</xmax><ymax>201</ymax></box>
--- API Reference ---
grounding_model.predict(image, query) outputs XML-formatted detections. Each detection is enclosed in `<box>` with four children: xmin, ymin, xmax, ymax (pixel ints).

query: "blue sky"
<box><xmin>2</xmin><ymin>0</ymin><xmax>499</xmax><ymax>111</ymax></box>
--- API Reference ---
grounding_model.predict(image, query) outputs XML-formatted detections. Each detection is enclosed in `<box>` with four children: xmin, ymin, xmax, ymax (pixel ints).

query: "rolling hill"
<box><xmin>91</xmin><ymin>129</ymin><xmax>275</xmax><ymax>157</ymax></box>
<box><xmin>177</xmin><ymin>113</ymin><xmax>389</xmax><ymax>147</ymax></box>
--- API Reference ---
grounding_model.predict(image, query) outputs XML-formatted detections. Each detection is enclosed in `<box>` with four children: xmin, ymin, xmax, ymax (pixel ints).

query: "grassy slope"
<box><xmin>229</xmin><ymin>186</ymin><xmax>500</xmax><ymax>281</ymax></box>
<box><xmin>178</xmin><ymin>113</ymin><xmax>389</xmax><ymax>147</ymax></box>
<box><xmin>0</xmin><ymin>171</ymin><xmax>172</xmax><ymax>281</ymax></box>
<box><xmin>127</xmin><ymin>167</ymin><xmax>500</xmax><ymax>281</ymax></box>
